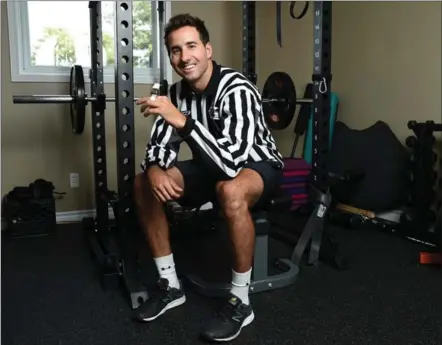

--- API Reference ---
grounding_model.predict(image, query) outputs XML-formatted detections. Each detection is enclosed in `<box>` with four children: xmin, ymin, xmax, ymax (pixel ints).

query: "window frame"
<box><xmin>7</xmin><ymin>1</ymin><xmax>173</xmax><ymax>85</ymax></box>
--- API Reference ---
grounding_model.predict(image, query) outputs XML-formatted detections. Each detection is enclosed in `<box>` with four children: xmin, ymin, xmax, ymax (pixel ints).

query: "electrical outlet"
<box><xmin>70</xmin><ymin>173</ymin><xmax>80</xmax><ymax>188</ymax></box>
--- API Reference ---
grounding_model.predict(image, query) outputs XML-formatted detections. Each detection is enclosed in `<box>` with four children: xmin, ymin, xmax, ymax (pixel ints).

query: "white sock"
<box><xmin>229</xmin><ymin>268</ymin><xmax>252</xmax><ymax>305</ymax></box>
<box><xmin>154</xmin><ymin>253</ymin><xmax>180</xmax><ymax>290</ymax></box>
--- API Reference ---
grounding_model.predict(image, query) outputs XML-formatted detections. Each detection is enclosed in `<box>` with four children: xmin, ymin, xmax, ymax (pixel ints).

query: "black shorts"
<box><xmin>175</xmin><ymin>160</ymin><xmax>283</xmax><ymax>209</ymax></box>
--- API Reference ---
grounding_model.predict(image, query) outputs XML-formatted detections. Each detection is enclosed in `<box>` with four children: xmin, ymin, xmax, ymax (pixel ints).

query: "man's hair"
<box><xmin>164</xmin><ymin>14</ymin><xmax>210</xmax><ymax>53</ymax></box>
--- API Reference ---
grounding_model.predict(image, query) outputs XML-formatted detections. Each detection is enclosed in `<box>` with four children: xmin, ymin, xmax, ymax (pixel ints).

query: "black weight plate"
<box><xmin>262</xmin><ymin>71</ymin><xmax>297</xmax><ymax>130</ymax></box>
<box><xmin>70</xmin><ymin>65</ymin><xmax>86</xmax><ymax>135</ymax></box>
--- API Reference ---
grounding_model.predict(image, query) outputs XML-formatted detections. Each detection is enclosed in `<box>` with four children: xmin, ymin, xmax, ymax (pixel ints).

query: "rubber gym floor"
<box><xmin>2</xmin><ymin>218</ymin><xmax>441</xmax><ymax>345</ymax></box>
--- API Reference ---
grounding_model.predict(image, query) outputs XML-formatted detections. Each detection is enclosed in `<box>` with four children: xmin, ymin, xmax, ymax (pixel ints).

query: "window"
<box><xmin>7</xmin><ymin>1</ymin><xmax>172</xmax><ymax>84</ymax></box>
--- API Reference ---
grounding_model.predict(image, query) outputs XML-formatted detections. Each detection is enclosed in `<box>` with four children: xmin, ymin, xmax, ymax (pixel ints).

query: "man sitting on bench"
<box><xmin>133</xmin><ymin>13</ymin><xmax>284</xmax><ymax>343</ymax></box>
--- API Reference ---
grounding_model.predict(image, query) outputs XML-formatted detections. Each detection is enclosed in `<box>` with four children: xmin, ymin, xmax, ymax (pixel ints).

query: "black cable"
<box><xmin>289</xmin><ymin>1</ymin><xmax>309</xmax><ymax>20</ymax></box>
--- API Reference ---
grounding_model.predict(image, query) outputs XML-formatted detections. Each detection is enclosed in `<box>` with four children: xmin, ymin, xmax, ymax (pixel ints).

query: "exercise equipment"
<box><xmin>241</xmin><ymin>3</ymin><xmax>313</xmax><ymax>131</ymax></box>
<box><xmin>54</xmin><ymin>1</ymin><xmax>166</xmax><ymax>309</ymax></box>
<box><xmin>176</xmin><ymin>192</ymin><xmax>299</xmax><ymax>297</ymax></box>
<box><xmin>403</xmin><ymin>120</ymin><xmax>442</xmax><ymax>250</ymax></box>
<box><xmin>285</xmin><ymin>82</ymin><xmax>340</xmax><ymax>160</ymax></box>
<box><xmin>328</xmin><ymin>121</ymin><xmax>410</xmax><ymax>212</ymax></box>
<box><xmin>289</xmin><ymin>1</ymin><xmax>310</xmax><ymax>19</ymax></box>
<box><xmin>327</xmin><ymin>120</ymin><xmax>442</xmax><ymax>254</ymax></box>
<box><xmin>302</xmin><ymin>89</ymin><xmax>340</xmax><ymax>163</ymax></box>
<box><xmin>241</xmin><ymin>1</ymin><xmax>336</xmax><ymax>270</ymax></box>
<box><xmin>10</xmin><ymin>0</ymin><xmax>337</xmax><ymax>306</ymax></box>
<box><xmin>276</xmin><ymin>2</ymin><xmax>309</xmax><ymax>47</ymax></box>
<box><xmin>13</xmin><ymin>65</ymin><xmax>168</xmax><ymax>135</ymax></box>
<box><xmin>82</xmin><ymin>1</ymin><xmax>153</xmax><ymax>309</ymax></box>
<box><xmin>279</xmin><ymin>158</ymin><xmax>311</xmax><ymax>211</ymax></box>
<box><xmin>262</xmin><ymin>71</ymin><xmax>312</xmax><ymax>130</ymax></box>
<box><xmin>183</xmin><ymin>2</ymin><xmax>336</xmax><ymax>298</ymax></box>
<box><xmin>331</xmin><ymin>203</ymin><xmax>437</xmax><ymax>247</ymax></box>
<box><xmin>70</xmin><ymin>65</ymin><xmax>86</xmax><ymax>134</ymax></box>
<box><xmin>2</xmin><ymin>179</ymin><xmax>59</xmax><ymax>239</ymax></box>
<box><xmin>419</xmin><ymin>178</ymin><xmax>442</xmax><ymax>269</ymax></box>
<box><xmin>288</xmin><ymin>169</ymin><xmax>364</xmax><ymax>270</ymax></box>
<box><xmin>13</xmin><ymin>66</ymin><xmax>308</xmax><ymax>133</ymax></box>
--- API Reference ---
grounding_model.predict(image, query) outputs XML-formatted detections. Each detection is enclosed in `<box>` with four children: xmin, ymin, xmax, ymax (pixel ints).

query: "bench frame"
<box><xmin>167</xmin><ymin>202</ymin><xmax>299</xmax><ymax>298</ymax></box>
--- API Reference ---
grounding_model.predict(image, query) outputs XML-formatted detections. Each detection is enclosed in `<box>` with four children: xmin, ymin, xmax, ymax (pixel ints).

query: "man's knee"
<box><xmin>216</xmin><ymin>180</ymin><xmax>248</xmax><ymax>218</ymax></box>
<box><xmin>216</xmin><ymin>168</ymin><xmax>266</xmax><ymax>217</ymax></box>
<box><xmin>133</xmin><ymin>167</ymin><xmax>184</xmax><ymax>204</ymax></box>
<box><xmin>165</xmin><ymin>167</ymin><xmax>185</xmax><ymax>190</ymax></box>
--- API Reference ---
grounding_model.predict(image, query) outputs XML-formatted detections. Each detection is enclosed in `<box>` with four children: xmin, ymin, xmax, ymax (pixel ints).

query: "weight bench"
<box><xmin>166</xmin><ymin>187</ymin><xmax>299</xmax><ymax>298</ymax></box>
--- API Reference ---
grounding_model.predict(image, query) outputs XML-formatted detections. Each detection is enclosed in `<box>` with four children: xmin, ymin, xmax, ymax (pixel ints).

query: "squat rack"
<box><xmin>83</xmin><ymin>1</ymin><xmax>167</xmax><ymax>309</ymax></box>
<box><xmin>86</xmin><ymin>1</ymin><xmax>333</xmax><ymax>307</ymax></box>
<box><xmin>242</xmin><ymin>1</ymin><xmax>333</xmax><ymax>266</ymax></box>
<box><xmin>11</xmin><ymin>1</ymin><xmax>333</xmax><ymax>308</ymax></box>
<box><xmin>87</xmin><ymin>0</ymin><xmax>333</xmax><ymax>307</ymax></box>
<box><xmin>9</xmin><ymin>1</ymin><xmax>159</xmax><ymax>309</ymax></box>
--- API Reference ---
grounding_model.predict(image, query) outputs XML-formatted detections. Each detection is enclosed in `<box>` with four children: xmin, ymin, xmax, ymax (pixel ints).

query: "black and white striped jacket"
<box><xmin>141</xmin><ymin>61</ymin><xmax>284</xmax><ymax>179</ymax></box>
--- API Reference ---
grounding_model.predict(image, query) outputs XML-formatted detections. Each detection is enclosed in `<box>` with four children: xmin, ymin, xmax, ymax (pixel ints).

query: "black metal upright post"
<box><xmin>84</xmin><ymin>1</ymin><xmax>148</xmax><ymax>310</ymax></box>
<box><xmin>114</xmin><ymin>5</ymin><xmax>134</xmax><ymax>213</ymax></box>
<box><xmin>158</xmin><ymin>1</ymin><xmax>165</xmax><ymax>82</ymax></box>
<box><xmin>311</xmin><ymin>2</ymin><xmax>332</xmax><ymax>193</ymax></box>
<box><xmin>113</xmin><ymin>1</ymin><xmax>149</xmax><ymax>309</ymax></box>
<box><xmin>156</xmin><ymin>1</ymin><xmax>168</xmax><ymax>94</ymax></box>
<box><xmin>88</xmin><ymin>2</ymin><xmax>109</xmax><ymax>231</ymax></box>
<box><xmin>290</xmin><ymin>2</ymin><xmax>335</xmax><ymax>268</ymax></box>
<box><xmin>84</xmin><ymin>1</ymin><xmax>122</xmax><ymax>293</ymax></box>
<box><xmin>242</xmin><ymin>1</ymin><xmax>257</xmax><ymax>85</ymax></box>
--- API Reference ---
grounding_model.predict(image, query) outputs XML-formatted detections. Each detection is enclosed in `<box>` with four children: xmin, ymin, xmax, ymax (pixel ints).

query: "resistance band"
<box><xmin>276</xmin><ymin>1</ymin><xmax>310</xmax><ymax>47</ymax></box>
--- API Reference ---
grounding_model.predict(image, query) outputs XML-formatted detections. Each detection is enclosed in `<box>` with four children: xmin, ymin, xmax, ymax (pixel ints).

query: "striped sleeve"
<box><xmin>141</xmin><ymin>86</ymin><xmax>182</xmax><ymax>171</ymax></box>
<box><xmin>177</xmin><ymin>86</ymin><xmax>258</xmax><ymax>178</ymax></box>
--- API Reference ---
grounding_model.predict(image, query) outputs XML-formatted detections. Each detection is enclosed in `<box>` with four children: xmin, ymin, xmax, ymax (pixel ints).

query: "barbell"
<box><xmin>13</xmin><ymin>65</ymin><xmax>168</xmax><ymax>135</ymax></box>
<box><xmin>14</xmin><ymin>95</ymin><xmax>145</xmax><ymax>104</ymax></box>
<box><xmin>12</xmin><ymin>65</ymin><xmax>312</xmax><ymax>134</ymax></box>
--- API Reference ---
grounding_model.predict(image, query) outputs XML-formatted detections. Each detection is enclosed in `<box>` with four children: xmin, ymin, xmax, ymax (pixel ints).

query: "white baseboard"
<box><xmin>55</xmin><ymin>208</ymin><xmax>115</xmax><ymax>224</ymax></box>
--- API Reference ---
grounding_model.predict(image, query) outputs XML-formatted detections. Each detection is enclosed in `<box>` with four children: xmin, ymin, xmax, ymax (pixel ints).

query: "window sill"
<box><xmin>11</xmin><ymin>68</ymin><xmax>167</xmax><ymax>85</ymax></box>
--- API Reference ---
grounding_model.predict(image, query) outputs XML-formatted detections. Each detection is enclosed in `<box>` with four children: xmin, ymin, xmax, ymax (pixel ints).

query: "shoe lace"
<box><xmin>217</xmin><ymin>301</ymin><xmax>237</xmax><ymax>321</ymax></box>
<box><xmin>149</xmin><ymin>278</ymin><xmax>171</xmax><ymax>299</ymax></box>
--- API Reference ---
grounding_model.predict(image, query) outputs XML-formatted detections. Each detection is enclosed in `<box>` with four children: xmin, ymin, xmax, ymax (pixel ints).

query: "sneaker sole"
<box><xmin>140</xmin><ymin>295</ymin><xmax>187</xmax><ymax>322</ymax></box>
<box><xmin>212</xmin><ymin>311</ymin><xmax>255</xmax><ymax>342</ymax></box>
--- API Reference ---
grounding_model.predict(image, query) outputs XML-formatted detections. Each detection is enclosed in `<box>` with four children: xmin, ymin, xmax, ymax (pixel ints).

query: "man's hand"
<box><xmin>146</xmin><ymin>166</ymin><xmax>183</xmax><ymax>203</ymax></box>
<box><xmin>136</xmin><ymin>96</ymin><xmax>187</xmax><ymax>129</ymax></box>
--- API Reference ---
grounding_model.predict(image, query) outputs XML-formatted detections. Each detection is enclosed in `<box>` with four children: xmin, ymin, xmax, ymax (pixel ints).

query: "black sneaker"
<box><xmin>199</xmin><ymin>294</ymin><xmax>255</xmax><ymax>342</ymax></box>
<box><xmin>132</xmin><ymin>278</ymin><xmax>186</xmax><ymax>322</ymax></box>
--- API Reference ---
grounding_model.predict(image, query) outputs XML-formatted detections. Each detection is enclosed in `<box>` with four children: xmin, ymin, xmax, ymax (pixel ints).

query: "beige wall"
<box><xmin>1</xmin><ymin>1</ymin><xmax>441</xmax><ymax>213</ymax></box>
<box><xmin>1</xmin><ymin>1</ymin><xmax>240</xmax><ymax>212</ymax></box>
<box><xmin>332</xmin><ymin>1</ymin><xmax>441</xmax><ymax>141</ymax></box>
<box><xmin>255</xmin><ymin>1</ymin><xmax>441</xmax><ymax>155</ymax></box>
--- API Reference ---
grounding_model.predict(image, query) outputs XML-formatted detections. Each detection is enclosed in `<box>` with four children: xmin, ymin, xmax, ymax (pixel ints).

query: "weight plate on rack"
<box><xmin>262</xmin><ymin>71</ymin><xmax>297</xmax><ymax>130</ymax></box>
<box><xmin>70</xmin><ymin>65</ymin><xmax>87</xmax><ymax>135</ymax></box>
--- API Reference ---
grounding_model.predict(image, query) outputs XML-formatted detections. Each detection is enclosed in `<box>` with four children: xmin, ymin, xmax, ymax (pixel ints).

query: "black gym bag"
<box><xmin>2</xmin><ymin>179</ymin><xmax>65</xmax><ymax>238</ymax></box>
<box><xmin>327</xmin><ymin>121</ymin><xmax>410</xmax><ymax>212</ymax></box>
